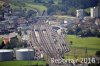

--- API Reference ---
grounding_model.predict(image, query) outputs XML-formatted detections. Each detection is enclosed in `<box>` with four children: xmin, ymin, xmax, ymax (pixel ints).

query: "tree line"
<box><xmin>6</xmin><ymin>0</ymin><xmax>100</xmax><ymax>16</ymax></box>
<box><xmin>0</xmin><ymin>0</ymin><xmax>100</xmax><ymax>17</ymax></box>
<box><xmin>32</xmin><ymin>0</ymin><xmax>100</xmax><ymax>15</ymax></box>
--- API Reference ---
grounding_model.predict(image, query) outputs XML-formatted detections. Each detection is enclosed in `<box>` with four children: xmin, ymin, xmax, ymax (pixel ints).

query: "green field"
<box><xmin>64</xmin><ymin>35</ymin><xmax>100</xmax><ymax>59</ymax></box>
<box><xmin>0</xmin><ymin>38</ymin><xmax>3</xmax><ymax>45</ymax></box>
<box><xmin>25</xmin><ymin>3</ymin><xmax>47</xmax><ymax>11</ymax></box>
<box><xmin>0</xmin><ymin>61</ymin><xmax>47</xmax><ymax>66</ymax></box>
<box><xmin>10</xmin><ymin>3</ymin><xmax>47</xmax><ymax>11</ymax></box>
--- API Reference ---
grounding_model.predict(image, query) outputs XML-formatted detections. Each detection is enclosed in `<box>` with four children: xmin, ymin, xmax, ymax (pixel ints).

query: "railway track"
<box><xmin>29</xmin><ymin>21</ymin><xmax>69</xmax><ymax>65</ymax></box>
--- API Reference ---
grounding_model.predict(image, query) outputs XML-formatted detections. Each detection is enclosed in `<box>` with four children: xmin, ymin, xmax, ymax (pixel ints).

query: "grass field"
<box><xmin>64</xmin><ymin>35</ymin><xmax>100</xmax><ymax>59</ymax></box>
<box><xmin>25</xmin><ymin>3</ymin><xmax>47</xmax><ymax>11</ymax></box>
<box><xmin>0</xmin><ymin>61</ymin><xmax>47</xmax><ymax>66</ymax></box>
<box><xmin>11</xmin><ymin>3</ymin><xmax>47</xmax><ymax>11</ymax></box>
<box><xmin>0</xmin><ymin>38</ymin><xmax>3</xmax><ymax>45</ymax></box>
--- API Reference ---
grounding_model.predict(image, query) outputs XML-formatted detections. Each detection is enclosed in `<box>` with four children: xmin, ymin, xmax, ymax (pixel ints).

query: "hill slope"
<box><xmin>9</xmin><ymin>0</ymin><xmax>47</xmax><ymax>13</ymax></box>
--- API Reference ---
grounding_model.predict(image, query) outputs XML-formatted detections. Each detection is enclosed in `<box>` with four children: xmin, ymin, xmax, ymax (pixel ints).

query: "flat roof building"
<box><xmin>76</xmin><ymin>9</ymin><xmax>85</xmax><ymax>19</ymax></box>
<box><xmin>91</xmin><ymin>6</ymin><xmax>100</xmax><ymax>18</ymax></box>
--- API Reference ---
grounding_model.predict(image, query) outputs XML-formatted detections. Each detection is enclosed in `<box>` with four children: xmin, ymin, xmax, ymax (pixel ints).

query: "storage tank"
<box><xmin>0</xmin><ymin>49</ymin><xmax>13</xmax><ymax>61</ymax></box>
<box><xmin>16</xmin><ymin>48</ymin><xmax>34</xmax><ymax>60</ymax></box>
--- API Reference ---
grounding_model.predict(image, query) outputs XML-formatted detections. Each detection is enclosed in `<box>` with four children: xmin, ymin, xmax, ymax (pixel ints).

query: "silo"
<box><xmin>16</xmin><ymin>48</ymin><xmax>34</xmax><ymax>60</ymax></box>
<box><xmin>0</xmin><ymin>49</ymin><xmax>13</xmax><ymax>61</ymax></box>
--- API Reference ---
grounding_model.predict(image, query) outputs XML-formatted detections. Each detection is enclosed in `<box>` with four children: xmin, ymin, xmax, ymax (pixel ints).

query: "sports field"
<box><xmin>64</xmin><ymin>35</ymin><xmax>100</xmax><ymax>59</ymax></box>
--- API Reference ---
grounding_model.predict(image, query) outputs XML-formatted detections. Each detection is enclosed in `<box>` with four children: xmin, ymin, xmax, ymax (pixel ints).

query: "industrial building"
<box><xmin>0</xmin><ymin>48</ymin><xmax>35</xmax><ymax>61</ymax></box>
<box><xmin>0</xmin><ymin>49</ymin><xmax>13</xmax><ymax>61</ymax></box>
<box><xmin>16</xmin><ymin>48</ymin><xmax>34</xmax><ymax>60</ymax></box>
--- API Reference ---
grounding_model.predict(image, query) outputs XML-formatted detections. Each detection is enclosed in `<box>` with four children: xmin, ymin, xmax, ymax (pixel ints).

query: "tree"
<box><xmin>48</xmin><ymin>0</ymin><xmax>54</xmax><ymax>4</ymax></box>
<box><xmin>75</xmin><ymin>26</ymin><xmax>82</xmax><ymax>35</ymax></box>
<box><xmin>33</xmin><ymin>0</ymin><xmax>44</xmax><ymax>3</ymax></box>
<box><xmin>67</xmin><ymin>7</ymin><xmax>76</xmax><ymax>16</ymax></box>
<box><xmin>47</xmin><ymin>4</ymin><xmax>67</xmax><ymax>15</ymax></box>
<box><xmin>96</xmin><ymin>51</ymin><xmax>100</xmax><ymax>57</ymax></box>
<box><xmin>27</xmin><ymin>10</ymin><xmax>37</xmax><ymax>18</ymax></box>
<box><xmin>93</xmin><ymin>29</ymin><xmax>100</xmax><ymax>37</ymax></box>
<box><xmin>61</xmin><ymin>0</ymin><xmax>99</xmax><ymax>9</ymax></box>
<box><xmin>67</xmin><ymin>28</ymin><xmax>75</xmax><ymax>35</ymax></box>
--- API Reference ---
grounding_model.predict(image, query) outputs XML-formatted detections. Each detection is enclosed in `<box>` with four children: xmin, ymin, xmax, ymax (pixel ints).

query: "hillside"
<box><xmin>0</xmin><ymin>1</ymin><xmax>4</xmax><ymax>8</ymax></box>
<box><xmin>9</xmin><ymin>0</ymin><xmax>47</xmax><ymax>13</ymax></box>
<box><xmin>0</xmin><ymin>0</ymin><xmax>99</xmax><ymax>16</ymax></box>
<box><xmin>10</xmin><ymin>3</ymin><xmax>47</xmax><ymax>11</ymax></box>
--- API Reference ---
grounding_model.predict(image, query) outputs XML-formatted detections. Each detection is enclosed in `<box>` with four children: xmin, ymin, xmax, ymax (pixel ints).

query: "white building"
<box><xmin>91</xmin><ymin>6</ymin><xmax>100</xmax><ymax>18</ymax></box>
<box><xmin>76</xmin><ymin>9</ymin><xmax>85</xmax><ymax>19</ymax></box>
<box><xmin>95</xmin><ymin>18</ymin><xmax>100</xmax><ymax>26</ymax></box>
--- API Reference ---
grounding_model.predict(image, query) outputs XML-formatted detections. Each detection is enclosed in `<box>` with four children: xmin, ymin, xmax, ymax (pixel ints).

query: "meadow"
<box><xmin>64</xmin><ymin>35</ymin><xmax>100</xmax><ymax>59</ymax></box>
<box><xmin>0</xmin><ymin>61</ymin><xmax>47</xmax><ymax>66</ymax></box>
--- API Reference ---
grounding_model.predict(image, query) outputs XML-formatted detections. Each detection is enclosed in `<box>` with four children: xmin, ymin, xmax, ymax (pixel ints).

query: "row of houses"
<box><xmin>0</xmin><ymin>2</ymin><xmax>37</xmax><ymax>35</ymax></box>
